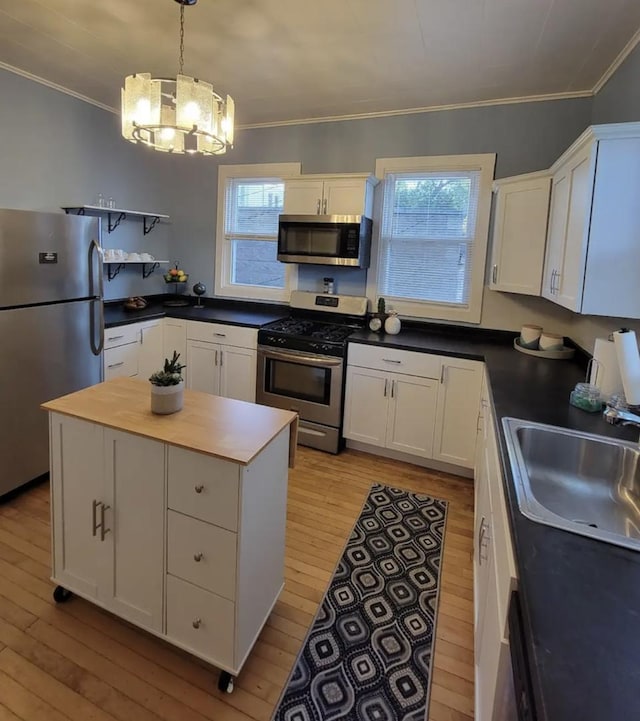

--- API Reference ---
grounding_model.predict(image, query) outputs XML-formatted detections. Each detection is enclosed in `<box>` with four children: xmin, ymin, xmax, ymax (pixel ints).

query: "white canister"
<box><xmin>539</xmin><ymin>332</ymin><xmax>564</xmax><ymax>352</ymax></box>
<box><xmin>384</xmin><ymin>312</ymin><xmax>401</xmax><ymax>335</ymax></box>
<box><xmin>520</xmin><ymin>324</ymin><xmax>542</xmax><ymax>349</ymax></box>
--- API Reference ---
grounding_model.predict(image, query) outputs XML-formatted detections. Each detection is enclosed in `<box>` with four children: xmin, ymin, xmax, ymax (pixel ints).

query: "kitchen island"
<box><xmin>42</xmin><ymin>377</ymin><xmax>298</xmax><ymax>692</ymax></box>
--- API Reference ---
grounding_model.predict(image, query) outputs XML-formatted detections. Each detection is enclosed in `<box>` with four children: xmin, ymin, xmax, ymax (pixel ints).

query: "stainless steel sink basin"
<box><xmin>502</xmin><ymin>417</ymin><xmax>640</xmax><ymax>551</ymax></box>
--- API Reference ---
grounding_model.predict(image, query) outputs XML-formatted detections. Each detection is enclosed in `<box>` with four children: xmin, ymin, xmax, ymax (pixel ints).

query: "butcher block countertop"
<box><xmin>42</xmin><ymin>377</ymin><xmax>298</xmax><ymax>467</ymax></box>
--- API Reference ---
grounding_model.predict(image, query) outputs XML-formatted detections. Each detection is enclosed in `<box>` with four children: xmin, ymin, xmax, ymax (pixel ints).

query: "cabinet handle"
<box><xmin>100</xmin><ymin>504</ymin><xmax>111</xmax><ymax>541</ymax></box>
<box><xmin>214</xmin><ymin>349</ymin><xmax>218</xmax><ymax>366</ymax></box>
<box><xmin>220</xmin><ymin>350</ymin><xmax>223</xmax><ymax>367</ymax></box>
<box><xmin>213</xmin><ymin>332</ymin><xmax>226</xmax><ymax>338</ymax></box>
<box><xmin>107</xmin><ymin>361</ymin><xmax>124</xmax><ymax>369</ymax></box>
<box><xmin>383</xmin><ymin>379</ymin><xmax>388</xmax><ymax>397</ymax></box>
<box><xmin>92</xmin><ymin>499</ymin><xmax>99</xmax><ymax>537</ymax></box>
<box><xmin>492</xmin><ymin>264</ymin><xmax>498</xmax><ymax>284</ymax></box>
<box><xmin>554</xmin><ymin>270</ymin><xmax>561</xmax><ymax>295</ymax></box>
<box><xmin>140</xmin><ymin>328</ymin><xmax>145</xmax><ymax>345</ymax></box>
<box><xmin>193</xmin><ymin>552</ymin><xmax>204</xmax><ymax>562</ymax></box>
<box><xmin>316</xmin><ymin>198</ymin><xmax>321</xmax><ymax>214</ymax></box>
<box><xmin>391</xmin><ymin>380</ymin><xmax>395</xmax><ymax>398</ymax></box>
<box><xmin>322</xmin><ymin>198</ymin><xmax>327</xmax><ymax>214</ymax></box>
<box><xmin>440</xmin><ymin>366</ymin><xmax>445</xmax><ymax>384</ymax></box>
<box><xmin>478</xmin><ymin>517</ymin><xmax>490</xmax><ymax>565</ymax></box>
<box><xmin>194</xmin><ymin>484</ymin><xmax>204</xmax><ymax>494</ymax></box>
<box><xmin>382</xmin><ymin>358</ymin><xmax>401</xmax><ymax>364</ymax></box>
<box><xmin>107</xmin><ymin>334</ymin><xmax>124</xmax><ymax>341</ymax></box>
<box><xmin>192</xmin><ymin>618</ymin><xmax>202</xmax><ymax>629</ymax></box>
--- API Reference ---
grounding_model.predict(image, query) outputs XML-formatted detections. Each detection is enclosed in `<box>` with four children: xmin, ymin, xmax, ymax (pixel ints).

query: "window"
<box><xmin>216</xmin><ymin>163</ymin><xmax>300</xmax><ymax>301</ymax></box>
<box><xmin>369</xmin><ymin>155</ymin><xmax>495</xmax><ymax>324</ymax></box>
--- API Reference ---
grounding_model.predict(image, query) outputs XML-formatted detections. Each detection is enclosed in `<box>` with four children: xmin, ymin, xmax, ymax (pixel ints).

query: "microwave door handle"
<box><xmin>259</xmin><ymin>348</ymin><xmax>343</xmax><ymax>368</ymax></box>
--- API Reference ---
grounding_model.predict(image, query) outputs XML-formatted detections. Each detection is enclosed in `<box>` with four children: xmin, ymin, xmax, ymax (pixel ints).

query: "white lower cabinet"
<box><xmin>49</xmin><ymin>412</ymin><xmax>289</xmax><ymax>679</ymax></box>
<box><xmin>186</xmin><ymin>321</ymin><xmax>257</xmax><ymax>402</ymax></box>
<box><xmin>137</xmin><ymin>319</ymin><xmax>164</xmax><ymax>382</ymax></box>
<box><xmin>104</xmin><ymin>319</ymin><xmax>164</xmax><ymax>382</ymax></box>
<box><xmin>344</xmin><ymin>344</ymin><xmax>482</xmax><ymax>469</ymax></box>
<box><xmin>50</xmin><ymin>415</ymin><xmax>164</xmax><ymax>631</ymax></box>
<box><xmin>474</xmin><ymin>373</ymin><xmax>517</xmax><ymax>720</ymax></box>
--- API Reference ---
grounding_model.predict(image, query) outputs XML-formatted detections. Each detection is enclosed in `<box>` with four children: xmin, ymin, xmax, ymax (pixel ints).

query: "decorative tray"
<box><xmin>514</xmin><ymin>337</ymin><xmax>575</xmax><ymax>360</ymax></box>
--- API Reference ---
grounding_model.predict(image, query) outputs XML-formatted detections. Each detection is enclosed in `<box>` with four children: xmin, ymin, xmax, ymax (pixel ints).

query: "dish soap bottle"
<box><xmin>384</xmin><ymin>311</ymin><xmax>401</xmax><ymax>335</ymax></box>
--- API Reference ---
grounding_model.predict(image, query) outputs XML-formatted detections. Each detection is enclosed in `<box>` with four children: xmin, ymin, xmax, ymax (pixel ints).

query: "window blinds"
<box><xmin>378</xmin><ymin>170</ymin><xmax>481</xmax><ymax>307</ymax></box>
<box><xmin>224</xmin><ymin>178</ymin><xmax>283</xmax><ymax>239</ymax></box>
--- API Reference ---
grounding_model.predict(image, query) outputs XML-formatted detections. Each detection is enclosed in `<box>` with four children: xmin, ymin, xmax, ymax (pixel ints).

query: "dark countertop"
<box><xmin>104</xmin><ymin>298</ymin><xmax>288</xmax><ymax>329</ymax></box>
<box><xmin>349</xmin><ymin>327</ymin><xmax>640</xmax><ymax>721</ymax></box>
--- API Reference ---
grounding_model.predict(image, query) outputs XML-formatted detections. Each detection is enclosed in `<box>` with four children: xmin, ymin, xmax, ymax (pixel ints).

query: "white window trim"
<box><xmin>367</xmin><ymin>154</ymin><xmax>496</xmax><ymax>324</ymax></box>
<box><xmin>215</xmin><ymin>162</ymin><xmax>301</xmax><ymax>302</ymax></box>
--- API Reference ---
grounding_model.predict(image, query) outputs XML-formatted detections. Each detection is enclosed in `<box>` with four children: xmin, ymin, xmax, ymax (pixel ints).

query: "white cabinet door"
<box><xmin>104</xmin><ymin>343</ymin><xmax>138</xmax><ymax>380</ymax></box>
<box><xmin>138</xmin><ymin>319</ymin><xmax>163</xmax><ymax>382</ymax></box>
<box><xmin>164</xmin><ymin>318</ymin><xmax>188</xmax><ymax>384</ymax></box>
<box><xmin>433</xmin><ymin>358</ymin><xmax>483</xmax><ymax>468</ymax></box>
<box><xmin>386</xmin><ymin>373</ymin><xmax>438</xmax><ymax>458</ymax></box>
<box><xmin>475</xmin><ymin>555</ymin><xmax>502</xmax><ymax>721</ymax></box>
<box><xmin>283</xmin><ymin>179</ymin><xmax>325</xmax><ymax>214</ymax></box>
<box><xmin>103</xmin><ymin>429</ymin><xmax>165</xmax><ymax>632</ymax></box>
<box><xmin>555</xmin><ymin>145</ymin><xmax>593</xmax><ymax>310</ymax></box>
<box><xmin>474</xmin><ymin>446</ymin><xmax>493</xmax><ymax>653</ymax></box>
<box><xmin>219</xmin><ymin>346</ymin><xmax>257</xmax><ymax>402</ymax></box>
<box><xmin>323</xmin><ymin>178</ymin><xmax>369</xmax><ymax>215</ymax></box>
<box><xmin>542</xmin><ymin>169</ymin><xmax>570</xmax><ymax>301</ymax></box>
<box><xmin>50</xmin><ymin>414</ymin><xmax>106</xmax><ymax>601</ymax></box>
<box><xmin>186</xmin><ymin>340</ymin><xmax>220</xmax><ymax>395</ymax></box>
<box><xmin>490</xmin><ymin>175</ymin><xmax>551</xmax><ymax>295</ymax></box>
<box><xmin>343</xmin><ymin>367</ymin><xmax>389</xmax><ymax>445</ymax></box>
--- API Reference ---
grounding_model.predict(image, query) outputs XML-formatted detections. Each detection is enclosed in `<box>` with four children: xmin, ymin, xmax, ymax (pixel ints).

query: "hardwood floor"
<box><xmin>0</xmin><ymin>446</ymin><xmax>475</xmax><ymax>721</ymax></box>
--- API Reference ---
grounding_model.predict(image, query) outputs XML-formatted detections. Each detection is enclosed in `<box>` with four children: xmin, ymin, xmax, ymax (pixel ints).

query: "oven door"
<box><xmin>257</xmin><ymin>346</ymin><xmax>344</xmax><ymax>427</ymax></box>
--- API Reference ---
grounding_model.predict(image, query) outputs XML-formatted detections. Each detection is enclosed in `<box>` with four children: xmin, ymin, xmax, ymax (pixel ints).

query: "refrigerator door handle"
<box><xmin>88</xmin><ymin>239</ymin><xmax>104</xmax><ymax>356</ymax></box>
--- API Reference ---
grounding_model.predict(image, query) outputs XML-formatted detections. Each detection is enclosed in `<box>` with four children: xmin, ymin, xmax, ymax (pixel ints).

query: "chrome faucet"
<box><xmin>603</xmin><ymin>404</ymin><xmax>640</xmax><ymax>428</ymax></box>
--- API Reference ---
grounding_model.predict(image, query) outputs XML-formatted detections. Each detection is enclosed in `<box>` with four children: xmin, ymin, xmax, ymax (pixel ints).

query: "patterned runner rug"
<box><xmin>272</xmin><ymin>483</ymin><xmax>448</xmax><ymax>721</ymax></box>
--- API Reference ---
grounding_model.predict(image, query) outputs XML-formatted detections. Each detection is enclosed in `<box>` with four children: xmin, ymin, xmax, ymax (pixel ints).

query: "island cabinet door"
<box><xmin>50</xmin><ymin>413</ymin><xmax>108</xmax><ymax>601</ymax></box>
<box><xmin>102</xmin><ymin>429</ymin><xmax>165</xmax><ymax>633</ymax></box>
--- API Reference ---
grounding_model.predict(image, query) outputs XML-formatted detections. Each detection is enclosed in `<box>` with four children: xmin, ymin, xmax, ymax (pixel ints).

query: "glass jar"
<box><xmin>569</xmin><ymin>382</ymin><xmax>602</xmax><ymax>412</ymax></box>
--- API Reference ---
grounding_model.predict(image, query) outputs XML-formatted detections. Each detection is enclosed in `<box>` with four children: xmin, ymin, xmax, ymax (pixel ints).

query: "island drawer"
<box><xmin>104</xmin><ymin>344</ymin><xmax>138</xmax><ymax>380</ymax></box>
<box><xmin>104</xmin><ymin>325</ymin><xmax>140</xmax><ymax>349</ymax></box>
<box><xmin>167</xmin><ymin>446</ymin><xmax>239</xmax><ymax>531</ymax></box>
<box><xmin>186</xmin><ymin>321</ymin><xmax>257</xmax><ymax>349</ymax></box>
<box><xmin>167</xmin><ymin>511</ymin><xmax>237</xmax><ymax>600</ymax></box>
<box><xmin>166</xmin><ymin>575</ymin><xmax>234</xmax><ymax>668</ymax></box>
<box><xmin>347</xmin><ymin>343</ymin><xmax>441</xmax><ymax>379</ymax></box>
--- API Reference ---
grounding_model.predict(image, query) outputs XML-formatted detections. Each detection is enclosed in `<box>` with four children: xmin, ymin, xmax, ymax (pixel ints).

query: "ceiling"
<box><xmin>1</xmin><ymin>0</ymin><xmax>639</xmax><ymax>127</ymax></box>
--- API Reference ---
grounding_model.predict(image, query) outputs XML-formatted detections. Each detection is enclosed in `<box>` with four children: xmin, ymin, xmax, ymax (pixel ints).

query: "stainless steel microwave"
<box><xmin>277</xmin><ymin>214</ymin><xmax>372</xmax><ymax>268</ymax></box>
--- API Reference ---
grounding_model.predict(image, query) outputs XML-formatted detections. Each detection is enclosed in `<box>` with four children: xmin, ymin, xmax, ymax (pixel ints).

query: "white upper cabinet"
<box><xmin>490</xmin><ymin>173</ymin><xmax>551</xmax><ymax>296</ymax></box>
<box><xmin>283</xmin><ymin>174</ymin><xmax>376</xmax><ymax>216</ymax></box>
<box><xmin>542</xmin><ymin>122</ymin><xmax>640</xmax><ymax>317</ymax></box>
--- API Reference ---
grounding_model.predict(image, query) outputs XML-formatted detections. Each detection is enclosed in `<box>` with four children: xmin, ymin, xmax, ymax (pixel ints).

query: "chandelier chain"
<box><xmin>179</xmin><ymin>3</ymin><xmax>185</xmax><ymax>75</ymax></box>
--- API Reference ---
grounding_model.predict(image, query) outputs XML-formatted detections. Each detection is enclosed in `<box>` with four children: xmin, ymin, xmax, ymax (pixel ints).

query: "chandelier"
<box><xmin>121</xmin><ymin>0</ymin><xmax>234</xmax><ymax>155</ymax></box>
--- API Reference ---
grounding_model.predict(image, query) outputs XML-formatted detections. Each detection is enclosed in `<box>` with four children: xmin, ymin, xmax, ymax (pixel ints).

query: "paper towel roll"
<box><xmin>613</xmin><ymin>329</ymin><xmax>640</xmax><ymax>406</ymax></box>
<box><xmin>590</xmin><ymin>337</ymin><xmax>624</xmax><ymax>402</ymax></box>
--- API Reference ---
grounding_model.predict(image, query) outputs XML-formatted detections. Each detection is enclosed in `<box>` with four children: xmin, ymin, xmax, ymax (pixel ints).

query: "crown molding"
<box><xmin>0</xmin><ymin>61</ymin><xmax>116</xmax><ymax>114</ymax></box>
<box><xmin>239</xmin><ymin>91</ymin><xmax>593</xmax><ymax>130</ymax></box>
<box><xmin>591</xmin><ymin>27</ymin><xmax>640</xmax><ymax>95</ymax></box>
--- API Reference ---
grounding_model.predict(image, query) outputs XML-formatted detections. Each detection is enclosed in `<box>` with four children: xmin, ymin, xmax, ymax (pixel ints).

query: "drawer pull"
<box><xmin>193</xmin><ymin>552</ymin><xmax>204</xmax><ymax>562</ymax></box>
<box><xmin>382</xmin><ymin>358</ymin><xmax>401</xmax><ymax>364</ymax></box>
<box><xmin>194</xmin><ymin>484</ymin><xmax>204</xmax><ymax>494</ymax></box>
<box><xmin>213</xmin><ymin>332</ymin><xmax>227</xmax><ymax>338</ymax></box>
<box><xmin>107</xmin><ymin>334</ymin><xmax>124</xmax><ymax>341</ymax></box>
<box><xmin>107</xmin><ymin>361</ymin><xmax>125</xmax><ymax>369</ymax></box>
<box><xmin>192</xmin><ymin>617</ymin><xmax>202</xmax><ymax>629</ymax></box>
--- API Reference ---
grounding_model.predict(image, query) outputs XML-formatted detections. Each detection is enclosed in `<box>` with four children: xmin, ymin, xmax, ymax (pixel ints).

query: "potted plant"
<box><xmin>149</xmin><ymin>351</ymin><xmax>186</xmax><ymax>415</ymax></box>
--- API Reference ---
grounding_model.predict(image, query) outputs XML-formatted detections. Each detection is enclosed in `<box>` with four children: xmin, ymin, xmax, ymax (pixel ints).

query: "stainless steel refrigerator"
<box><xmin>0</xmin><ymin>209</ymin><xmax>103</xmax><ymax>497</ymax></box>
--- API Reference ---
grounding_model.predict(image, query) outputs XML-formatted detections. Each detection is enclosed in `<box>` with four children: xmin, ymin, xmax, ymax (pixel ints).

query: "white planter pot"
<box><xmin>150</xmin><ymin>382</ymin><xmax>184</xmax><ymax>415</ymax></box>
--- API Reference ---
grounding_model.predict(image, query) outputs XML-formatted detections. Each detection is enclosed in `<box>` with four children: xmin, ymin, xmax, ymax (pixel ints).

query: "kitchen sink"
<box><xmin>502</xmin><ymin>417</ymin><xmax>640</xmax><ymax>551</ymax></box>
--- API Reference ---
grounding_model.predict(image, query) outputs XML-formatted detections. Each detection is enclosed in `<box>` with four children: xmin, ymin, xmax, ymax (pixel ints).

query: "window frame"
<box><xmin>215</xmin><ymin>162</ymin><xmax>301</xmax><ymax>302</ymax></box>
<box><xmin>367</xmin><ymin>154</ymin><xmax>496</xmax><ymax>324</ymax></box>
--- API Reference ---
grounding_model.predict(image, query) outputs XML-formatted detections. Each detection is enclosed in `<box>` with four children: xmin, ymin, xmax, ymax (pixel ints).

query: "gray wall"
<box><xmin>162</xmin><ymin>97</ymin><xmax>592</xmax><ymax>335</ymax></box>
<box><xmin>0</xmin><ymin>69</ymin><xmax>173</xmax><ymax>301</ymax></box>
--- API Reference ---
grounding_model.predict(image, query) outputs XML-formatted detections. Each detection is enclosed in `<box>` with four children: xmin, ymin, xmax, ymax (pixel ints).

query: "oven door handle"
<box><xmin>258</xmin><ymin>347</ymin><xmax>343</xmax><ymax>367</ymax></box>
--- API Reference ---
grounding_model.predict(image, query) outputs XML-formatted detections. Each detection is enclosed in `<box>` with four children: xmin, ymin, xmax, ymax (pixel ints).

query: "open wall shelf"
<box><xmin>104</xmin><ymin>260</ymin><xmax>170</xmax><ymax>281</ymax></box>
<box><xmin>62</xmin><ymin>206</ymin><xmax>170</xmax><ymax>235</ymax></box>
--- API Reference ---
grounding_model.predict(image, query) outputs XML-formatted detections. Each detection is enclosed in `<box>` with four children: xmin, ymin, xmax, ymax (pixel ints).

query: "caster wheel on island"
<box><xmin>218</xmin><ymin>671</ymin><xmax>234</xmax><ymax>694</ymax></box>
<box><xmin>53</xmin><ymin>586</ymin><xmax>73</xmax><ymax>603</ymax></box>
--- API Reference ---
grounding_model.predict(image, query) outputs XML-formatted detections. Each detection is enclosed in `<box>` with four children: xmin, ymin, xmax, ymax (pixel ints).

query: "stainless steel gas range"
<box><xmin>257</xmin><ymin>291</ymin><xmax>368</xmax><ymax>453</ymax></box>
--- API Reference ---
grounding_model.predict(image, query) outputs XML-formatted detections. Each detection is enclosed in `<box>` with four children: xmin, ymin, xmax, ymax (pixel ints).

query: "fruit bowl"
<box><xmin>164</xmin><ymin>273</ymin><xmax>188</xmax><ymax>283</ymax></box>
